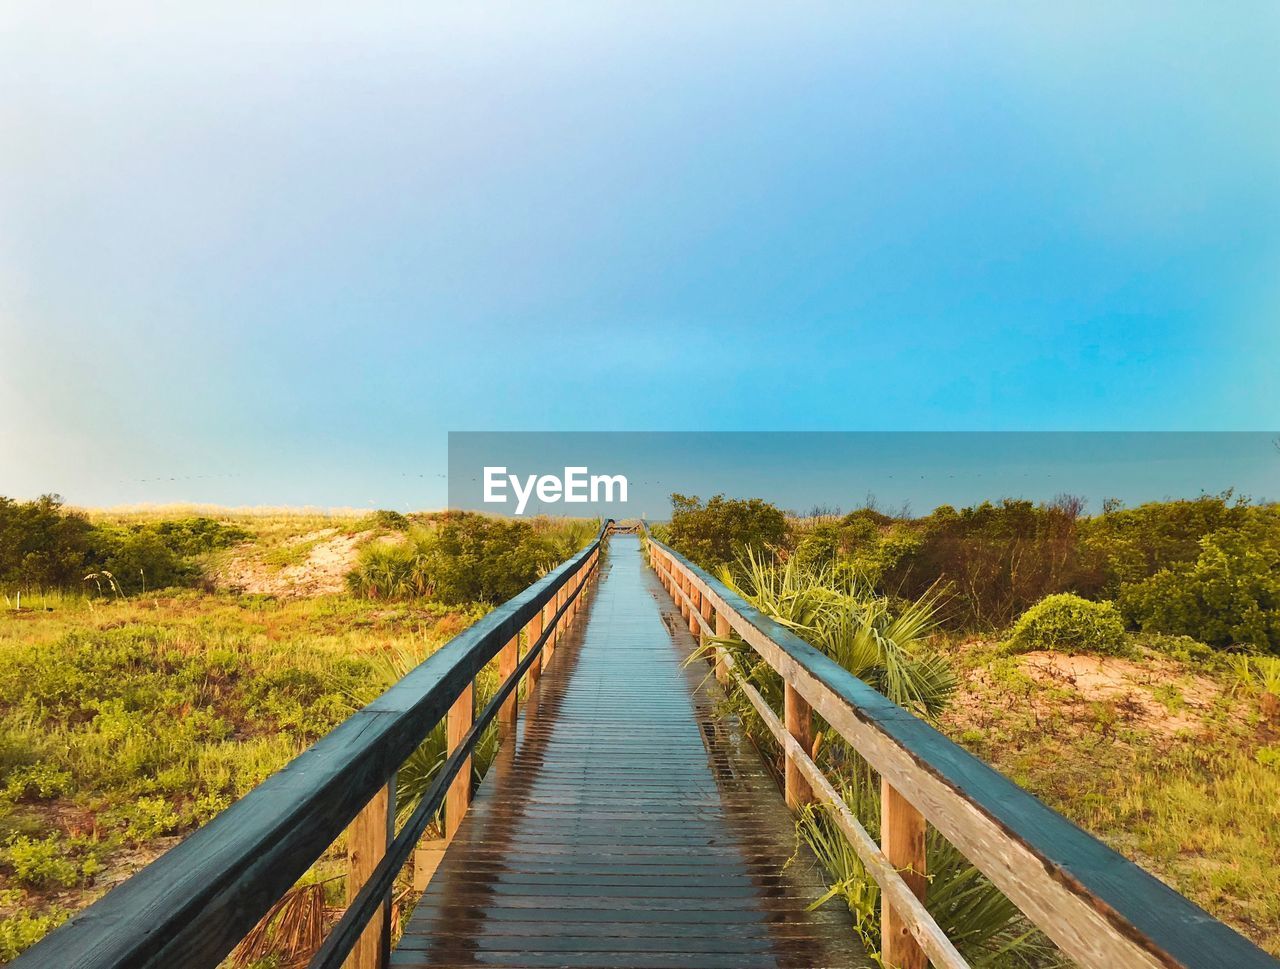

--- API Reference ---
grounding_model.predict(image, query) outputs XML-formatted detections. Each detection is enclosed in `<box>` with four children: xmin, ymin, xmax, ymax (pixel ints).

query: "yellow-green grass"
<box><xmin>0</xmin><ymin>588</ymin><xmax>483</xmax><ymax>960</ymax></box>
<box><xmin>941</xmin><ymin>638</ymin><xmax>1280</xmax><ymax>955</ymax></box>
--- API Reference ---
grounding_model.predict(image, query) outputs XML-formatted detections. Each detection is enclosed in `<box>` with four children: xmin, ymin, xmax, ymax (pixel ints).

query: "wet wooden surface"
<box><xmin>392</xmin><ymin>535</ymin><xmax>864</xmax><ymax>969</ymax></box>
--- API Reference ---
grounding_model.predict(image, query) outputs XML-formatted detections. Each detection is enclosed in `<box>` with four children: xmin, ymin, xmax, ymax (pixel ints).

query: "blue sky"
<box><xmin>2</xmin><ymin>3</ymin><xmax>1277</xmax><ymax>508</ymax></box>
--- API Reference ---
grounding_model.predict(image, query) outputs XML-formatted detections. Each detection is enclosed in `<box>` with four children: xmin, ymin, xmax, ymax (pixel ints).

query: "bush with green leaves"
<box><xmin>3</xmin><ymin>833</ymin><xmax>103</xmax><ymax>889</ymax></box>
<box><xmin>145</xmin><ymin>517</ymin><xmax>249</xmax><ymax>556</ymax></box>
<box><xmin>1078</xmin><ymin>492</ymin><xmax>1259</xmax><ymax>593</ymax></box>
<box><xmin>882</xmin><ymin>497</ymin><xmax>1092</xmax><ymax>630</ymax></box>
<box><xmin>792</xmin><ymin>515</ymin><xmax>923</xmax><ymax>587</ymax></box>
<box><xmin>88</xmin><ymin>527</ymin><xmax>195</xmax><ymax>593</ymax></box>
<box><xmin>1</xmin><ymin>495</ymin><xmax>246</xmax><ymax>595</ymax></box>
<box><xmin>0</xmin><ymin>495</ymin><xmax>95</xmax><ymax>589</ymax></box>
<box><xmin>348</xmin><ymin>514</ymin><xmax>596</xmax><ymax>605</ymax></box>
<box><xmin>1119</xmin><ymin>524</ymin><xmax>1280</xmax><ymax>653</ymax></box>
<box><xmin>0</xmin><ymin>907</ymin><xmax>68</xmax><ymax>962</ymax></box>
<box><xmin>666</xmin><ymin>493</ymin><xmax>788</xmax><ymax>572</ymax></box>
<box><xmin>1005</xmin><ymin>593</ymin><xmax>1129</xmax><ymax>656</ymax></box>
<box><xmin>369</xmin><ymin>509</ymin><xmax>410</xmax><ymax>531</ymax></box>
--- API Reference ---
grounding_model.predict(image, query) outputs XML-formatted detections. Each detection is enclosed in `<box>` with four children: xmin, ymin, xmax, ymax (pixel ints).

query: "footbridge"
<box><xmin>15</xmin><ymin>524</ymin><xmax>1278</xmax><ymax>969</ymax></box>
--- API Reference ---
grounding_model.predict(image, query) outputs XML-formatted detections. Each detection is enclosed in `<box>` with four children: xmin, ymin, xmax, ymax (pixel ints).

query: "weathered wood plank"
<box><xmin>497</xmin><ymin>634</ymin><xmax>519</xmax><ymax>737</ymax></box>
<box><xmin>783</xmin><ymin>683</ymin><xmax>815</xmax><ymax>811</ymax></box>
<box><xmin>444</xmin><ymin>683</ymin><xmax>473</xmax><ymax>840</ymax></box>
<box><xmin>344</xmin><ymin>783</ymin><xmax>394</xmax><ymax>969</ymax></box>
<box><xmin>882</xmin><ymin>780</ymin><xmax>928</xmax><ymax>969</ymax></box>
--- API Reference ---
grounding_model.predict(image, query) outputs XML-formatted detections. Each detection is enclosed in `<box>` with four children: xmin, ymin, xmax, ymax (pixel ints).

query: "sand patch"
<box><xmin>951</xmin><ymin>645</ymin><xmax>1227</xmax><ymax>739</ymax></box>
<box><xmin>216</xmin><ymin>529</ymin><xmax>370</xmax><ymax>597</ymax></box>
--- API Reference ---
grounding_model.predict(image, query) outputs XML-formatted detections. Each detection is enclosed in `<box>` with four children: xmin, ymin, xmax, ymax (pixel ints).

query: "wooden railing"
<box><xmin>14</xmin><ymin>522</ymin><xmax>612</xmax><ymax>969</ymax></box>
<box><xmin>646</xmin><ymin>534</ymin><xmax>1279</xmax><ymax>969</ymax></box>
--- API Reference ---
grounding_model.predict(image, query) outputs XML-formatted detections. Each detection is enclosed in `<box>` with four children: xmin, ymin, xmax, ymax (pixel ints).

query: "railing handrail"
<box><xmin>645</xmin><ymin>533</ymin><xmax>1278</xmax><ymax>969</ymax></box>
<box><xmin>17</xmin><ymin>520</ymin><xmax>613</xmax><ymax>969</ymax></box>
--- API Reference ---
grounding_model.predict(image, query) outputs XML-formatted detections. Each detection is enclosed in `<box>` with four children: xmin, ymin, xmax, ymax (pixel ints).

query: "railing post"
<box><xmin>498</xmin><ymin>632</ymin><xmax>519</xmax><ymax>738</ymax></box>
<box><xmin>783</xmin><ymin>684</ymin><xmax>815</xmax><ymax>811</ymax></box>
<box><xmin>700</xmin><ymin>594</ymin><xmax>713</xmax><ymax>644</ymax></box>
<box><xmin>445</xmin><ymin>682</ymin><xmax>473</xmax><ymax>840</ymax></box>
<box><xmin>688</xmin><ymin>586</ymin><xmax>701</xmax><ymax>635</ymax></box>
<box><xmin>570</xmin><ymin>565</ymin><xmax>582</xmax><ymax>624</ymax></box>
<box><xmin>882</xmin><ymin>780</ymin><xmax>928</xmax><ymax>969</ymax></box>
<box><xmin>714</xmin><ymin>611</ymin><xmax>730</xmax><ymax>686</ymax></box>
<box><xmin>344</xmin><ymin>780</ymin><xmax>395</xmax><ymax>969</ymax></box>
<box><xmin>678</xmin><ymin>571</ymin><xmax>690</xmax><ymax>620</ymax></box>
<box><xmin>526</xmin><ymin>610</ymin><xmax>543</xmax><ymax>688</ymax></box>
<box><xmin>543</xmin><ymin>598</ymin><xmax>557</xmax><ymax>662</ymax></box>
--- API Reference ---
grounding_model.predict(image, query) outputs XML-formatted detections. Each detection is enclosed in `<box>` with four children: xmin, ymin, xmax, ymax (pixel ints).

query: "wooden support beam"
<box><xmin>543</xmin><ymin>599</ymin><xmax>557</xmax><ymax>661</ymax></box>
<box><xmin>700</xmin><ymin>594</ymin><xmax>714</xmax><ymax>641</ymax></box>
<box><xmin>526</xmin><ymin>612</ymin><xmax>543</xmax><ymax>688</ymax></box>
<box><xmin>497</xmin><ymin>633</ymin><xmax>519</xmax><ymax>737</ymax></box>
<box><xmin>445</xmin><ymin>683</ymin><xmax>473</xmax><ymax>840</ymax></box>
<box><xmin>714</xmin><ymin>612</ymin><xmax>730</xmax><ymax>687</ymax></box>
<box><xmin>344</xmin><ymin>781</ymin><xmax>394</xmax><ymax>969</ymax></box>
<box><xmin>688</xmin><ymin>587</ymin><xmax>701</xmax><ymax>635</ymax></box>
<box><xmin>783</xmin><ymin>683</ymin><xmax>815</xmax><ymax>811</ymax></box>
<box><xmin>882</xmin><ymin>780</ymin><xmax>928</xmax><ymax>969</ymax></box>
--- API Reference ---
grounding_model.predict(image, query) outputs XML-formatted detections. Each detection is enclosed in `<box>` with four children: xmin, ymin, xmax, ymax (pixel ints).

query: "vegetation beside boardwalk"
<box><xmin>660</xmin><ymin>491</ymin><xmax>1280</xmax><ymax>959</ymax></box>
<box><xmin>2</xmin><ymin>490</ymin><xmax>1278</xmax><ymax>961</ymax></box>
<box><xmin>660</xmin><ymin>489</ymin><xmax>1280</xmax><ymax>654</ymax></box>
<box><xmin>0</xmin><ymin>501</ymin><xmax>594</xmax><ymax>963</ymax></box>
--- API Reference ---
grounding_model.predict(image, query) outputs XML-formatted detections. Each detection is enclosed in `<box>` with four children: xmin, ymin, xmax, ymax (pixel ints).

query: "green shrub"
<box><xmin>666</xmin><ymin>494</ymin><xmax>788</xmax><ymax>572</ymax></box>
<box><xmin>792</xmin><ymin>516</ymin><xmax>922</xmax><ymax>586</ymax></box>
<box><xmin>347</xmin><ymin>540</ymin><xmax>417</xmax><ymax>598</ymax></box>
<box><xmin>413</xmin><ymin>515</ymin><xmax>565</xmax><ymax>604</ymax></box>
<box><xmin>882</xmin><ymin>497</ymin><xmax>1092</xmax><ymax>630</ymax></box>
<box><xmin>90</xmin><ymin>528</ymin><xmax>195</xmax><ymax>593</ymax></box>
<box><xmin>1</xmin><ymin>497</ymin><xmax>246</xmax><ymax>595</ymax></box>
<box><xmin>146</xmin><ymin>517</ymin><xmax>250</xmax><ymax>556</ymax></box>
<box><xmin>0</xmin><ymin>495</ymin><xmax>95</xmax><ymax>589</ymax></box>
<box><xmin>2</xmin><ymin>834</ymin><xmax>98</xmax><ymax>889</ymax></box>
<box><xmin>1079</xmin><ymin>493</ymin><xmax>1260</xmax><ymax>592</ymax></box>
<box><xmin>1135</xmin><ymin>632</ymin><xmax>1216</xmax><ymax>664</ymax></box>
<box><xmin>369</xmin><ymin>509</ymin><xmax>410</xmax><ymax>531</ymax></box>
<box><xmin>1119</xmin><ymin>524</ymin><xmax>1280</xmax><ymax>652</ymax></box>
<box><xmin>348</xmin><ymin>514</ymin><xmax>595</xmax><ymax>605</ymax></box>
<box><xmin>1005</xmin><ymin>593</ymin><xmax>1129</xmax><ymax>656</ymax></box>
<box><xmin>4</xmin><ymin>763</ymin><xmax>71</xmax><ymax>801</ymax></box>
<box><xmin>119</xmin><ymin>796</ymin><xmax>182</xmax><ymax>840</ymax></box>
<box><xmin>0</xmin><ymin>907</ymin><xmax>68</xmax><ymax>962</ymax></box>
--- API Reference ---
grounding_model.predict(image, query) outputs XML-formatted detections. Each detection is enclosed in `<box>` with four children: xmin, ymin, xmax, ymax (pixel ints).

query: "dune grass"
<box><xmin>0</xmin><ymin>581</ymin><xmax>484</xmax><ymax>959</ymax></box>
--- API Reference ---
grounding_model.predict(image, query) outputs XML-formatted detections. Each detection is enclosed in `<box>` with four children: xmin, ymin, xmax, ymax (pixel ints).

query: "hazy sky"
<box><xmin>2</xmin><ymin>3</ymin><xmax>1278</xmax><ymax>509</ymax></box>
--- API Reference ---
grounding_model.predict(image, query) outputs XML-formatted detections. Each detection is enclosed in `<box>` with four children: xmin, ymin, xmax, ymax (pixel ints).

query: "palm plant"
<box><xmin>718</xmin><ymin>550</ymin><xmax>956</xmax><ymax>717</ymax></box>
<box><xmin>361</xmin><ymin>644</ymin><xmax>501</xmax><ymax>828</ymax></box>
<box><xmin>345</xmin><ymin>539</ymin><xmax>422</xmax><ymax>599</ymax></box>
<box><xmin>704</xmin><ymin>551</ymin><xmax>1055</xmax><ymax>966</ymax></box>
<box><xmin>1229</xmin><ymin>655</ymin><xmax>1280</xmax><ymax>720</ymax></box>
<box><xmin>799</xmin><ymin>785</ymin><xmax>1064</xmax><ymax>968</ymax></box>
<box><xmin>534</xmin><ymin>517</ymin><xmax>600</xmax><ymax>570</ymax></box>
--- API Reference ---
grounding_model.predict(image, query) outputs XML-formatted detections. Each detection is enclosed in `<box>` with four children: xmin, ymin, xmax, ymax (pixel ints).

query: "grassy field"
<box><xmin>2</xmin><ymin>502</ymin><xmax>1277</xmax><ymax>963</ymax></box>
<box><xmin>0</xmin><ymin>510</ymin><xmax>483</xmax><ymax>962</ymax></box>
<box><xmin>939</xmin><ymin>635</ymin><xmax>1280</xmax><ymax>955</ymax></box>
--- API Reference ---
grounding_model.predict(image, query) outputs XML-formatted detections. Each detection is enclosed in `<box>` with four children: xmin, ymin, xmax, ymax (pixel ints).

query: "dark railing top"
<box><xmin>17</xmin><ymin>521</ymin><xmax>612</xmax><ymax>969</ymax></box>
<box><xmin>647</xmin><ymin>534</ymin><xmax>1278</xmax><ymax>969</ymax></box>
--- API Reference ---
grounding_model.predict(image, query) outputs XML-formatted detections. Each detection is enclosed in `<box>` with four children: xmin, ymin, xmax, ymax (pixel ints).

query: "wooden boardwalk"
<box><xmin>393</xmin><ymin>535</ymin><xmax>865</xmax><ymax>969</ymax></box>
